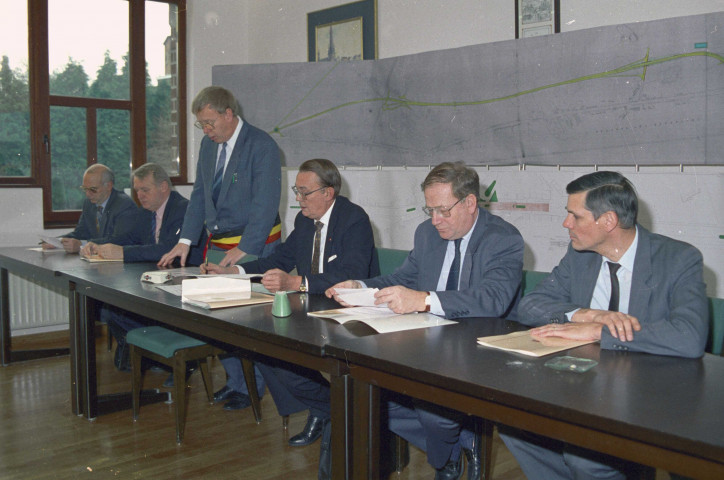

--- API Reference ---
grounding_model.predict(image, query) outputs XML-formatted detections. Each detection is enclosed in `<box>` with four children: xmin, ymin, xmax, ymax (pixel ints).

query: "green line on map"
<box><xmin>514</xmin><ymin>204</ymin><xmax>526</xmax><ymax>209</ymax></box>
<box><xmin>406</xmin><ymin>207</ymin><xmax>416</xmax><ymax>212</ymax></box>
<box><xmin>695</xmin><ymin>43</ymin><xmax>708</xmax><ymax>49</ymax></box>
<box><xmin>271</xmin><ymin>49</ymin><xmax>724</xmax><ymax>136</ymax></box>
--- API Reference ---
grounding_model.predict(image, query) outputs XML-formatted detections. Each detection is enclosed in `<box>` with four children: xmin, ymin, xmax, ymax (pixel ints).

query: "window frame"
<box><xmin>1</xmin><ymin>0</ymin><xmax>188</xmax><ymax>229</ymax></box>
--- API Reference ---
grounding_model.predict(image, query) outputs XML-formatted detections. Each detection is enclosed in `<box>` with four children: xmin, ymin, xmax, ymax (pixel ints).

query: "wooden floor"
<box><xmin>1</xmin><ymin>331</ymin><xmax>672</xmax><ymax>480</ymax></box>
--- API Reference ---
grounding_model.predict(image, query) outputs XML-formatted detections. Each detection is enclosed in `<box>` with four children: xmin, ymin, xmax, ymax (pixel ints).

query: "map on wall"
<box><xmin>214</xmin><ymin>12</ymin><xmax>723</xmax><ymax>167</ymax></box>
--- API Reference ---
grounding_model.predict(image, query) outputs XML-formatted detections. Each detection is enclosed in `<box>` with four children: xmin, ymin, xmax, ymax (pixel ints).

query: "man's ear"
<box><xmin>602</xmin><ymin>211</ymin><xmax>619</xmax><ymax>231</ymax></box>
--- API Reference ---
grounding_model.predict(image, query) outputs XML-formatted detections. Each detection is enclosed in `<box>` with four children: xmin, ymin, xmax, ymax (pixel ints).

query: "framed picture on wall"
<box><xmin>515</xmin><ymin>0</ymin><xmax>560</xmax><ymax>38</ymax></box>
<box><xmin>307</xmin><ymin>0</ymin><xmax>377</xmax><ymax>62</ymax></box>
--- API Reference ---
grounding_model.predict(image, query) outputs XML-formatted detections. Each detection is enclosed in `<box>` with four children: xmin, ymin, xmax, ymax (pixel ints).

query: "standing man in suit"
<box><xmin>158</xmin><ymin>85</ymin><xmax>282</xmax><ymax>401</ymax></box>
<box><xmin>327</xmin><ymin>161</ymin><xmax>524</xmax><ymax>480</ymax></box>
<box><xmin>499</xmin><ymin>171</ymin><xmax>709</xmax><ymax>480</ymax></box>
<box><xmin>202</xmin><ymin>159</ymin><xmax>378</xmax><ymax>435</ymax></box>
<box><xmin>158</xmin><ymin>86</ymin><xmax>282</xmax><ymax>268</ymax></box>
<box><xmin>82</xmin><ymin>163</ymin><xmax>203</xmax><ymax>373</ymax></box>
<box><xmin>49</xmin><ymin>163</ymin><xmax>138</xmax><ymax>253</ymax></box>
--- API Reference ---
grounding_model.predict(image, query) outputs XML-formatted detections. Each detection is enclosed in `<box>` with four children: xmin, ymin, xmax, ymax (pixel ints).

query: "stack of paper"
<box><xmin>477</xmin><ymin>330</ymin><xmax>595</xmax><ymax>357</ymax></box>
<box><xmin>181</xmin><ymin>277</ymin><xmax>273</xmax><ymax>309</ymax></box>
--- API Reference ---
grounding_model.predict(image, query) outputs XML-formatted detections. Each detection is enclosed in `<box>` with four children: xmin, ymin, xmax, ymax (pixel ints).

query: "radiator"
<box><xmin>9</xmin><ymin>273</ymin><xmax>69</xmax><ymax>334</ymax></box>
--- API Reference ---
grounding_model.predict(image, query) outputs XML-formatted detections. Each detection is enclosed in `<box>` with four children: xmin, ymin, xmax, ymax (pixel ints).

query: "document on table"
<box><xmin>159</xmin><ymin>267</ymin><xmax>263</xmax><ymax>280</ymax></box>
<box><xmin>36</xmin><ymin>236</ymin><xmax>64</xmax><ymax>250</ymax></box>
<box><xmin>476</xmin><ymin>330</ymin><xmax>596</xmax><ymax>357</ymax></box>
<box><xmin>334</xmin><ymin>288</ymin><xmax>383</xmax><ymax>307</ymax></box>
<box><xmin>180</xmin><ymin>277</ymin><xmax>273</xmax><ymax>309</ymax></box>
<box><xmin>308</xmin><ymin>307</ymin><xmax>456</xmax><ymax>333</ymax></box>
<box><xmin>81</xmin><ymin>255</ymin><xmax>123</xmax><ymax>263</ymax></box>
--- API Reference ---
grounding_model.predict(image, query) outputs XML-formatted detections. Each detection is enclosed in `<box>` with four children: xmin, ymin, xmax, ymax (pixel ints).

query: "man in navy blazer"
<box><xmin>159</xmin><ymin>86</ymin><xmax>281</xmax><ymax>268</ymax></box>
<box><xmin>203</xmin><ymin>159</ymin><xmax>378</xmax><ymax>434</ymax></box>
<box><xmin>85</xmin><ymin>163</ymin><xmax>203</xmax><ymax>373</ymax></box>
<box><xmin>54</xmin><ymin>164</ymin><xmax>138</xmax><ymax>253</ymax></box>
<box><xmin>499</xmin><ymin>171</ymin><xmax>708</xmax><ymax>480</ymax></box>
<box><xmin>328</xmin><ymin>162</ymin><xmax>524</xmax><ymax>480</ymax></box>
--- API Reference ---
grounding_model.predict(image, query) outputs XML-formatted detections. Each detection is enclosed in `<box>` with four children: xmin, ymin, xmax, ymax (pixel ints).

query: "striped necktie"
<box><xmin>212</xmin><ymin>142</ymin><xmax>227</xmax><ymax>206</ymax></box>
<box><xmin>311</xmin><ymin>221</ymin><xmax>324</xmax><ymax>274</ymax></box>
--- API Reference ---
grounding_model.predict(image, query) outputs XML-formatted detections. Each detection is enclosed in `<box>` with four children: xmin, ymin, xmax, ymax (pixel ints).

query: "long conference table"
<box><xmin>1</xmin><ymin>246</ymin><xmax>723</xmax><ymax>480</ymax></box>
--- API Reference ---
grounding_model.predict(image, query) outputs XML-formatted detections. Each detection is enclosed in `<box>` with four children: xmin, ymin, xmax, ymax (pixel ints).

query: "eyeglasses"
<box><xmin>422</xmin><ymin>198</ymin><xmax>463</xmax><ymax>218</ymax></box>
<box><xmin>79</xmin><ymin>186</ymin><xmax>100</xmax><ymax>194</ymax></box>
<box><xmin>292</xmin><ymin>185</ymin><xmax>326</xmax><ymax>199</ymax></box>
<box><xmin>194</xmin><ymin>118</ymin><xmax>218</xmax><ymax>130</ymax></box>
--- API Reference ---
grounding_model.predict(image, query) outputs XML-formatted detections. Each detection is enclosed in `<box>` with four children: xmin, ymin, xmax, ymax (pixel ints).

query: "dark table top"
<box><xmin>324</xmin><ymin>317</ymin><xmax>724</xmax><ymax>465</ymax></box>
<box><xmin>0</xmin><ymin>245</ymin><xmax>94</xmax><ymax>279</ymax></box>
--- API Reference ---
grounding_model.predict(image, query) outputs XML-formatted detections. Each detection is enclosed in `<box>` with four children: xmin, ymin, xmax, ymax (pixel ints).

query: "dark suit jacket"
<box><xmin>365</xmin><ymin>207</ymin><xmax>524</xmax><ymax>319</ymax></box>
<box><xmin>242</xmin><ymin>196</ymin><xmax>378</xmax><ymax>294</ymax></box>
<box><xmin>517</xmin><ymin>225</ymin><xmax>708</xmax><ymax>358</ymax></box>
<box><xmin>181</xmin><ymin>121</ymin><xmax>281</xmax><ymax>256</ymax></box>
<box><xmin>63</xmin><ymin>189</ymin><xmax>139</xmax><ymax>244</ymax></box>
<box><xmin>106</xmin><ymin>191</ymin><xmax>203</xmax><ymax>264</ymax></box>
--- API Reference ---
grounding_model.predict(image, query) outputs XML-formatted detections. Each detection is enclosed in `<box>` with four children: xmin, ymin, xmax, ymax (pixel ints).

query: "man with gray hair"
<box><xmin>53</xmin><ymin>163</ymin><xmax>138</xmax><ymax>253</ymax></box>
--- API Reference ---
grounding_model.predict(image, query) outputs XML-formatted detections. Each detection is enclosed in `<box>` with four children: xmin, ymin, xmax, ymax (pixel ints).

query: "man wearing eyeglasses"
<box><xmin>158</xmin><ymin>86</ymin><xmax>282</xmax><ymax>268</ymax></box>
<box><xmin>202</xmin><ymin>159</ymin><xmax>378</xmax><ymax>441</ymax></box>
<box><xmin>326</xmin><ymin>161</ymin><xmax>524</xmax><ymax>480</ymax></box>
<box><xmin>49</xmin><ymin>163</ymin><xmax>138</xmax><ymax>253</ymax></box>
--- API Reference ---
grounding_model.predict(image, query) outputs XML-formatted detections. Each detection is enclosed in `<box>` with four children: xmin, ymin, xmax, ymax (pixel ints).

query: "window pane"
<box><xmin>48</xmin><ymin>0</ymin><xmax>129</xmax><ymax>100</ymax></box>
<box><xmin>0</xmin><ymin>2</ymin><xmax>31</xmax><ymax>177</ymax></box>
<box><xmin>98</xmin><ymin>108</ymin><xmax>131</xmax><ymax>192</ymax></box>
<box><xmin>50</xmin><ymin>106</ymin><xmax>87</xmax><ymax>211</ymax></box>
<box><xmin>146</xmin><ymin>1</ymin><xmax>180</xmax><ymax>176</ymax></box>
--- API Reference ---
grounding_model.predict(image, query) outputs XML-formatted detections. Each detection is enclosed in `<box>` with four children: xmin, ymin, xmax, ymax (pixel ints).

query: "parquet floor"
<box><xmin>0</xmin><ymin>330</ymin><xmax>672</xmax><ymax>479</ymax></box>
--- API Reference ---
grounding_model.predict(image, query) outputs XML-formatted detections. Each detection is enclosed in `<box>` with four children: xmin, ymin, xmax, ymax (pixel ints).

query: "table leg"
<box><xmin>350</xmin><ymin>377</ymin><xmax>380</xmax><ymax>480</ymax></box>
<box><xmin>1</xmin><ymin>268</ymin><xmax>10</xmax><ymax>366</ymax></box>
<box><xmin>330</xmin><ymin>372</ymin><xmax>353</xmax><ymax>480</ymax></box>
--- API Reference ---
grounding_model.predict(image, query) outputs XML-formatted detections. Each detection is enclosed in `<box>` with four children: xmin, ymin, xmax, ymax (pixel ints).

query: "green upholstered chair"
<box><xmin>521</xmin><ymin>270</ymin><xmax>548</xmax><ymax>296</ymax></box>
<box><xmin>375</xmin><ymin>247</ymin><xmax>410</xmax><ymax>276</ymax></box>
<box><xmin>707</xmin><ymin>297</ymin><xmax>724</xmax><ymax>355</ymax></box>
<box><xmin>127</xmin><ymin>326</ymin><xmax>223</xmax><ymax>444</ymax></box>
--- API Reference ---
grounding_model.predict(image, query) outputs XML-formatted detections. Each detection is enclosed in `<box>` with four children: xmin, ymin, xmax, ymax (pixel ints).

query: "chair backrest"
<box><xmin>375</xmin><ymin>248</ymin><xmax>410</xmax><ymax>276</ymax></box>
<box><xmin>521</xmin><ymin>270</ymin><xmax>548</xmax><ymax>297</ymax></box>
<box><xmin>707</xmin><ymin>297</ymin><xmax>724</xmax><ymax>355</ymax></box>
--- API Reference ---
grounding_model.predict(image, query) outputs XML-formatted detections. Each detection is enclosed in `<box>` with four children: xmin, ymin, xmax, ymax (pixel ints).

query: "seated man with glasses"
<box><xmin>326</xmin><ymin>161</ymin><xmax>524</xmax><ymax>480</ymax></box>
<box><xmin>44</xmin><ymin>163</ymin><xmax>139</xmax><ymax>253</ymax></box>
<box><xmin>202</xmin><ymin>159</ymin><xmax>378</xmax><ymax>439</ymax></box>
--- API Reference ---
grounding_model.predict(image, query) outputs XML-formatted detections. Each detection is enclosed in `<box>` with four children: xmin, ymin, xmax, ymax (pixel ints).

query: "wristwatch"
<box><xmin>299</xmin><ymin>276</ymin><xmax>308</xmax><ymax>292</ymax></box>
<box><xmin>423</xmin><ymin>292</ymin><xmax>432</xmax><ymax>312</ymax></box>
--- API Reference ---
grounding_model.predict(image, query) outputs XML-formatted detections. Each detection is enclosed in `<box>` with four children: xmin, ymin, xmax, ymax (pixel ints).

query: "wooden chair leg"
<box><xmin>241</xmin><ymin>358</ymin><xmax>262</xmax><ymax>423</ymax></box>
<box><xmin>481</xmin><ymin>419</ymin><xmax>494</xmax><ymax>480</ymax></box>
<box><xmin>173</xmin><ymin>355</ymin><xmax>187</xmax><ymax>444</ymax></box>
<box><xmin>198</xmin><ymin>358</ymin><xmax>214</xmax><ymax>403</ymax></box>
<box><xmin>130</xmin><ymin>345</ymin><xmax>143</xmax><ymax>421</ymax></box>
<box><xmin>393</xmin><ymin>435</ymin><xmax>410</xmax><ymax>473</ymax></box>
<box><xmin>282</xmin><ymin>415</ymin><xmax>289</xmax><ymax>430</ymax></box>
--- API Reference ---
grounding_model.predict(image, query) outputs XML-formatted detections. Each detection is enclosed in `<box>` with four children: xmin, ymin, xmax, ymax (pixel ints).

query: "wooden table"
<box><xmin>324</xmin><ymin>317</ymin><xmax>724</xmax><ymax>479</ymax></box>
<box><xmin>0</xmin><ymin>246</ymin><xmax>91</xmax><ymax>365</ymax></box>
<box><xmin>61</xmin><ymin>262</ymin><xmax>357</xmax><ymax>479</ymax></box>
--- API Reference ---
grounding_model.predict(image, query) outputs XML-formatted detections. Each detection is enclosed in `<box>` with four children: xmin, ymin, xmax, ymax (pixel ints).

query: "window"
<box><xmin>0</xmin><ymin>0</ymin><xmax>187</xmax><ymax>228</ymax></box>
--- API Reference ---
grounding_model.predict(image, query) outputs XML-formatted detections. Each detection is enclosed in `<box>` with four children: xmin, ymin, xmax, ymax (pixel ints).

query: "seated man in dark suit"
<box><xmin>202</xmin><ymin>158</ymin><xmax>378</xmax><ymax>450</ymax></box>
<box><xmin>499</xmin><ymin>171</ymin><xmax>709</xmax><ymax>480</ymax></box>
<box><xmin>46</xmin><ymin>163</ymin><xmax>139</xmax><ymax>253</ymax></box>
<box><xmin>327</xmin><ymin>161</ymin><xmax>524</xmax><ymax>480</ymax></box>
<box><xmin>83</xmin><ymin>163</ymin><xmax>203</xmax><ymax>373</ymax></box>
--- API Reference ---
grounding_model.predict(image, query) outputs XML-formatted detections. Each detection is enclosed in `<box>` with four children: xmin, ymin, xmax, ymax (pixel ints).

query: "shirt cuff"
<box><xmin>178</xmin><ymin>238</ymin><xmax>192</xmax><ymax>246</ymax></box>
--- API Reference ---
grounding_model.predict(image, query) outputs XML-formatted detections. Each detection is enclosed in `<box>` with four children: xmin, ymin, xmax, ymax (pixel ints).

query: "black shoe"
<box><xmin>288</xmin><ymin>414</ymin><xmax>325</xmax><ymax>447</ymax></box>
<box><xmin>223</xmin><ymin>392</ymin><xmax>251</xmax><ymax>411</ymax></box>
<box><xmin>213</xmin><ymin>385</ymin><xmax>237</xmax><ymax>403</ymax></box>
<box><xmin>435</xmin><ymin>454</ymin><xmax>463</xmax><ymax>480</ymax></box>
<box><xmin>318</xmin><ymin>419</ymin><xmax>332</xmax><ymax>480</ymax></box>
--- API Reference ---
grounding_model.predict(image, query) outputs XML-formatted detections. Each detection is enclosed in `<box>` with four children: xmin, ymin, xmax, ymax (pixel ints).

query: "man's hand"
<box><xmin>200</xmin><ymin>262</ymin><xmax>237</xmax><ymax>275</ymax></box>
<box><xmin>218</xmin><ymin>247</ymin><xmax>246</xmax><ymax>267</ymax></box>
<box><xmin>95</xmin><ymin>244</ymin><xmax>123</xmax><ymax>260</ymax></box>
<box><xmin>374</xmin><ymin>286</ymin><xmax>427</xmax><ymax>314</ymax></box>
<box><xmin>530</xmin><ymin>322</ymin><xmax>604</xmax><ymax>342</ymax></box>
<box><xmin>261</xmin><ymin>269</ymin><xmax>299</xmax><ymax>293</ymax></box>
<box><xmin>325</xmin><ymin>280</ymin><xmax>362</xmax><ymax>302</ymax></box>
<box><xmin>41</xmin><ymin>241</ymin><xmax>57</xmax><ymax>250</ymax></box>
<box><xmin>158</xmin><ymin>243</ymin><xmax>189</xmax><ymax>267</ymax></box>
<box><xmin>61</xmin><ymin>237</ymin><xmax>81</xmax><ymax>253</ymax></box>
<box><xmin>80</xmin><ymin>242</ymin><xmax>97</xmax><ymax>258</ymax></box>
<box><xmin>571</xmin><ymin>308</ymin><xmax>641</xmax><ymax>341</ymax></box>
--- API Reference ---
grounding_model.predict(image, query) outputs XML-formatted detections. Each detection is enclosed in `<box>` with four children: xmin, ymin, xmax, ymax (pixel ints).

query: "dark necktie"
<box><xmin>445</xmin><ymin>238</ymin><xmax>462</xmax><ymax>291</ymax></box>
<box><xmin>607</xmin><ymin>262</ymin><xmax>621</xmax><ymax>312</ymax></box>
<box><xmin>212</xmin><ymin>142</ymin><xmax>227</xmax><ymax>206</ymax></box>
<box><xmin>96</xmin><ymin>205</ymin><xmax>103</xmax><ymax>232</ymax></box>
<box><xmin>150</xmin><ymin>212</ymin><xmax>157</xmax><ymax>244</ymax></box>
<box><xmin>311</xmin><ymin>221</ymin><xmax>324</xmax><ymax>274</ymax></box>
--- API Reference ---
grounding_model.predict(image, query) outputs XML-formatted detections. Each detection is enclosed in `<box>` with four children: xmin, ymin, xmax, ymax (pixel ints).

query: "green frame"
<box><xmin>307</xmin><ymin>0</ymin><xmax>377</xmax><ymax>62</ymax></box>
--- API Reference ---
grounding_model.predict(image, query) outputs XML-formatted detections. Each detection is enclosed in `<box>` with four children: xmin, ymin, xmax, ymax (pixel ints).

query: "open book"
<box><xmin>308</xmin><ymin>307</ymin><xmax>456</xmax><ymax>333</ymax></box>
<box><xmin>181</xmin><ymin>277</ymin><xmax>273</xmax><ymax>309</ymax></box>
<box><xmin>476</xmin><ymin>330</ymin><xmax>596</xmax><ymax>357</ymax></box>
